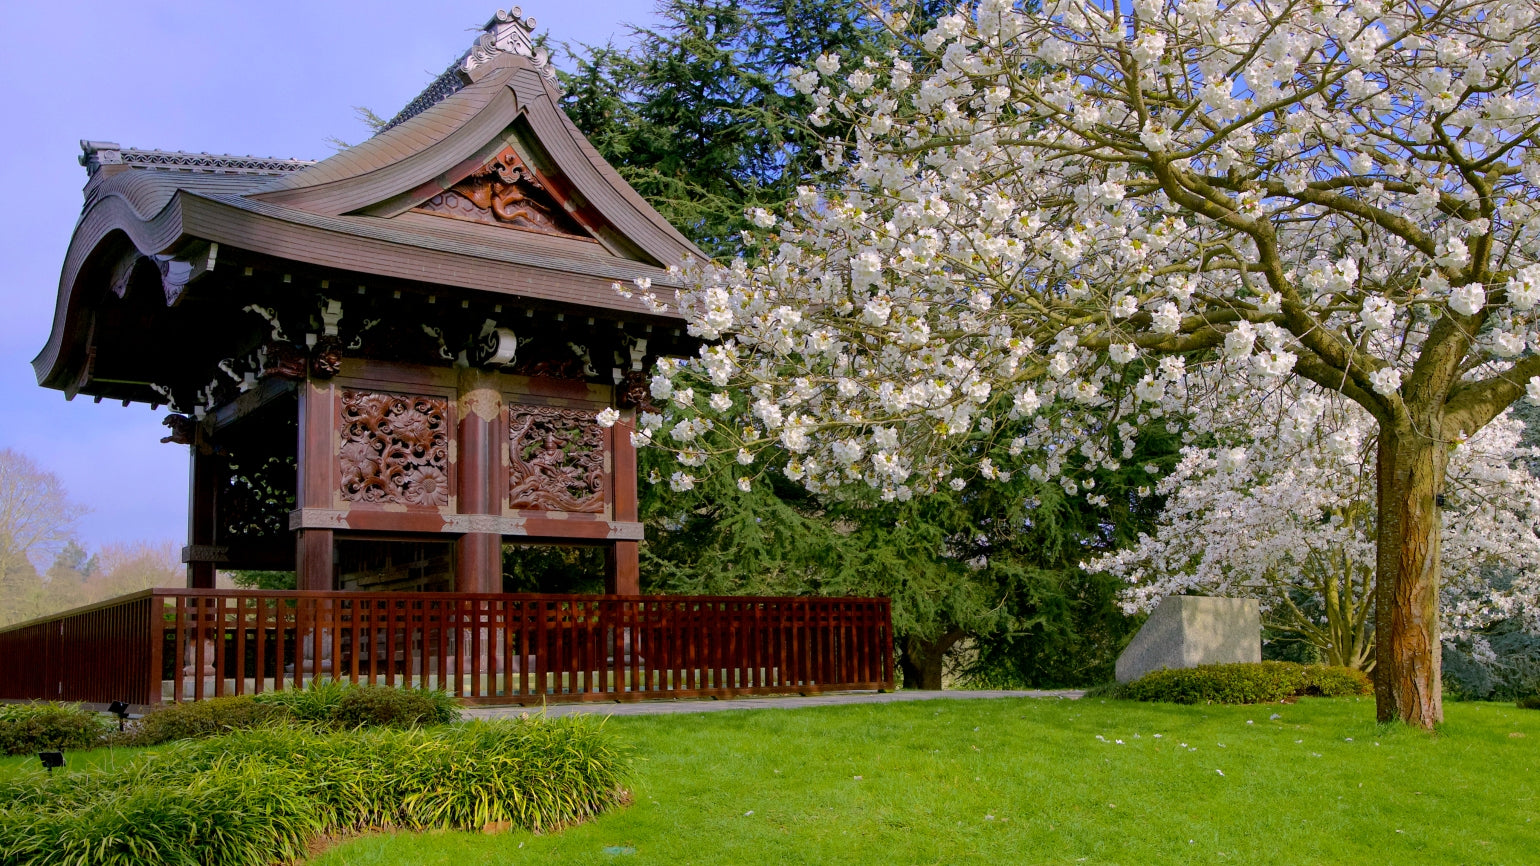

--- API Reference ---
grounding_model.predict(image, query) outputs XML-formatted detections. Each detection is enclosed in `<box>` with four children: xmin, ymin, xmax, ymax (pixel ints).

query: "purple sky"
<box><xmin>0</xmin><ymin>1</ymin><xmax>659</xmax><ymax>550</ymax></box>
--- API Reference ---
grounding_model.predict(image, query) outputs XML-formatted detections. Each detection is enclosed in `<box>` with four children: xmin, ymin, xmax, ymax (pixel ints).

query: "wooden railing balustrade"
<box><xmin>0</xmin><ymin>590</ymin><xmax>894</xmax><ymax>706</ymax></box>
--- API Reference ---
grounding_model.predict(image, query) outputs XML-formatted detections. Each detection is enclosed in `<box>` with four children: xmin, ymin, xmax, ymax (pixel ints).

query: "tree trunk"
<box><xmin>1374</xmin><ymin>423</ymin><xmax>1447</xmax><ymax>728</ymax></box>
<box><xmin>899</xmin><ymin>631</ymin><xmax>965</xmax><ymax>690</ymax></box>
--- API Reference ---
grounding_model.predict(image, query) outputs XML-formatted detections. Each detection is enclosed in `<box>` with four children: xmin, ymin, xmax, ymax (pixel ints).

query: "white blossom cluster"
<box><xmin>611</xmin><ymin>1</ymin><xmax>1540</xmax><ymax>508</ymax></box>
<box><xmin>1090</xmin><ymin>375</ymin><xmax>1540</xmax><ymax>662</ymax></box>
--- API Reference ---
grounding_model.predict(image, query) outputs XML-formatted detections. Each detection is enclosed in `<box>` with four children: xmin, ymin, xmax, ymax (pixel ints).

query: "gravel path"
<box><xmin>464</xmin><ymin>688</ymin><xmax>1083</xmax><ymax>719</ymax></box>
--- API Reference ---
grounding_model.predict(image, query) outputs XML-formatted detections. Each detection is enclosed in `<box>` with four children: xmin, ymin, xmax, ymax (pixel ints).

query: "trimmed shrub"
<box><xmin>0</xmin><ymin>716</ymin><xmax>630</xmax><ymax>866</ymax></box>
<box><xmin>119</xmin><ymin>695</ymin><xmax>288</xmax><ymax>747</ymax></box>
<box><xmin>1299</xmin><ymin>665</ymin><xmax>1373</xmax><ymax>697</ymax></box>
<box><xmin>0</xmin><ymin>703</ymin><xmax>108</xmax><ymax>755</ymax></box>
<box><xmin>1120</xmin><ymin>662</ymin><xmax>1371</xmax><ymax>704</ymax></box>
<box><xmin>329</xmin><ymin>684</ymin><xmax>461</xmax><ymax>729</ymax></box>
<box><xmin>1518</xmin><ymin>695</ymin><xmax>1540</xmax><ymax>710</ymax></box>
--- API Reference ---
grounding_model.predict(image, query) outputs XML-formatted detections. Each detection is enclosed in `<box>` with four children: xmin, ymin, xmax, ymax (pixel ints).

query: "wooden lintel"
<box><xmin>206</xmin><ymin>375</ymin><xmax>298</xmax><ymax>433</ymax></box>
<box><xmin>286</xmin><ymin>507</ymin><xmax>642</xmax><ymax>540</ymax></box>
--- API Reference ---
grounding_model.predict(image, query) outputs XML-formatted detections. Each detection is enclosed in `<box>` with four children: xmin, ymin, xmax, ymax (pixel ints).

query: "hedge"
<box><xmin>1116</xmin><ymin>662</ymin><xmax>1373</xmax><ymax>704</ymax></box>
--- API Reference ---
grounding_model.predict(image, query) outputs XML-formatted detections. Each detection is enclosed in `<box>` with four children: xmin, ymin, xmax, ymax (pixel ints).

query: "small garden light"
<box><xmin>108</xmin><ymin>700</ymin><xmax>130</xmax><ymax>732</ymax></box>
<box><xmin>38</xmin><ymin>751</ymin><xmax>64</xmax><ymax>772</ymax></box>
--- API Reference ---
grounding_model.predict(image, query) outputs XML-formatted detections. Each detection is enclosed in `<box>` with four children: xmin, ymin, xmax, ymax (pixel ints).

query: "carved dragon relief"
<box><xmin>413</xmin><ymin>146</ymin><xmax>586</xmax><ymax>238</ymax></box>
<box><xmin>338</xmin><ymin>390</ymin><xmax>450</xmax><ymax>507</ymax></box>
<box><xmin>508</xmin><ymin>405</ymin><xmax>606</xmax><ymax>513</ymax></box>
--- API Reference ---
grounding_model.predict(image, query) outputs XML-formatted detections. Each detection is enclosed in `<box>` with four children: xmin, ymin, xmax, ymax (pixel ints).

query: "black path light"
<box><xmin>38</xmin><ymin>751</ymin><xmax>64</xmax><ymax>772</ymax></box>
<box><xmin>108</xmin><ymin>700</ymin><xmax>131</xmax><ymax>732</ymax></box>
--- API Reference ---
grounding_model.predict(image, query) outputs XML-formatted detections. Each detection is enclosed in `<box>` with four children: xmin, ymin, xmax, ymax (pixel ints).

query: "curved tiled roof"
<box><xmin>38</xmin><ymin>10</ymin><xmax>704</xmax><ymax>395</ymax></box>
<box><xmin>79</xmin><ymin>142</ymin><xmax>315</xmax><ymax>178</ymax></box>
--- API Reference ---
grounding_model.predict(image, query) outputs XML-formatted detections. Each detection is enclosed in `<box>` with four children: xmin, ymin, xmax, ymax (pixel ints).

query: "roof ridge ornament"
<box><xmin>462</xmin><ymin>8</ymin><xmax>557</xmax><ymax>85</ymax></box>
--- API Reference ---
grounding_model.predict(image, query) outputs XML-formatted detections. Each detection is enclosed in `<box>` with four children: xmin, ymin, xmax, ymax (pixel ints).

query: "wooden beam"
<box><xmin>294</xmin><ymin>378</ymin><xmax>336</xmax><ymax>590</ymax></box>
<box><xmin>606</xmin><ymin>413</ymin><xmax>640</xmax><ymax>595</ymax></box>
<box><xmin>187</xmin><ymin>448</ymin><xmax>218</xmax><ymax>588</ymax></box>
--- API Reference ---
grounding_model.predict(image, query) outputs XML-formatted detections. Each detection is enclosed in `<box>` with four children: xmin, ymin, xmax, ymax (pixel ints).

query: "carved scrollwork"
<box><xmin>160</xmin><ymin>414</ymin><xmax>196</xmax><ymax>445</ymax></box>
<box><xmin>414</xmin><ymin>146</ymin><xmax>585</xmax><ymax>238</ymax></box>
<box><xmin>508</xmin><ymin>405</ymin><xmax>606</xmax><ymax>513</ymax></box>
<box><xmin>221</xmin><ymin>452</ymin><xmax>297</xmax><ymax>540</ymax></box>
<box><xmin>616</xmin><ymin>369</ymin><xmax>655</xmax><ymax>412</ymax></box>
<box><xmin>260</xmin><ymin>341</ymin><xmax>308</xmax><ymax>380</ymax></box>
<box><xmin>311</xmin><ymin>335</ymin><xmax>344</xmax><ymax>379</ymax></box>
<box><xmin>338</xmin><ymin>390</ymin><xmax>450</xmax><ymax>506</ymax></box>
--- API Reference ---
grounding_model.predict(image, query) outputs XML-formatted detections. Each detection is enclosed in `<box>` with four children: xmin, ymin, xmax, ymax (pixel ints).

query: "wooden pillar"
<box><xmin>455</xmin><ymin>369</ymin><xmax>503</xmax><ymax>593</ymax></box>
<box><xmin>606</xmin><ymin>413</ymin><xmax>640</xmax><ymax>595</ymax></box>
<box><xmin>186</xmin><ymin>448</ymin><xmax>218</xmax><ymax>588</ymax></box>
<box><xmin>295</xmin><ymin>530</ymin><xmax>335</xmax><ymax>590</ymax></box>
<box><xmin>294</xmin><ymin>377</ymin><xmax>336</xmax><ymax>591</ymax></box>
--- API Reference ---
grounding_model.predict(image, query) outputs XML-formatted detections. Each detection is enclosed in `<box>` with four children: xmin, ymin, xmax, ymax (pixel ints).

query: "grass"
<box><xmin>5</xmin><ymin>696</ymin><xmax>1535</xmax><ymax>864</ymax></box>
<box><xmin>299</xmin><ymin>696</ymin><xmax>1539</xmax><ymax>865</ymax></box>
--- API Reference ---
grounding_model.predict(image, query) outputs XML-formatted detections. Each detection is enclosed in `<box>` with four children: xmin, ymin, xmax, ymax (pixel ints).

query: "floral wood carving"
<box><xmin>414</xmin><ymin>146</ymin><xmax>586</xmax><ymax>238</ymax></box>
<box><xmin>339</xmin><ymin>390</ymin><xmax>450</xmax><ymax>506</ymax></box>
<box><xmin>508</xmin><ymin>405</ymin><xmax>606</xmax><ymax>513</ymax></box>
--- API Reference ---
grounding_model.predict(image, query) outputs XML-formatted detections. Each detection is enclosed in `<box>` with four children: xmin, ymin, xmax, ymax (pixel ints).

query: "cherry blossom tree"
<box><xmin>607</xmin><ymin>0</ymin><xmax>1540</xmax><ymax>727</ymax></box>
<box><xmin>1090</xmin><ymin>378</ymin><xmax>1540</xmax><ymax>671</ymax></box>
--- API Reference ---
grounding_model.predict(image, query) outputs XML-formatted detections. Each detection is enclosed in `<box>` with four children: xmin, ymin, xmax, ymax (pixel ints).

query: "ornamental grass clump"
<box><xmin>119</xmin><ymin>681</ymin><xmax>461</xmax><ymax>746</ymax></box>
<box><xmin>253</xmin><ymin>679</ymin><xmax>461</xmax><ymax>729</ymax></box>
<box><xmin>0</xmin><ymin>716</ymin><xmax>630</xmax><ymax>866</ymax></box>
<box><xmin>0</xmin><ymin>703</ymin><xmax>109</xmax><ymax>755</ymax></box>
<box><xmin>1120</xmin><ymin>662</ymin><xmax>1371</xmax><ymax>705</ymax></box>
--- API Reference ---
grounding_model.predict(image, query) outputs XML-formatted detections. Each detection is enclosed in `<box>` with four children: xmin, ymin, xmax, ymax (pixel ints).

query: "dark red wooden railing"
<box><xmin>0</xmin><ymin>590</ymin><xmax>893</xmax><ymax>706</ymax></box>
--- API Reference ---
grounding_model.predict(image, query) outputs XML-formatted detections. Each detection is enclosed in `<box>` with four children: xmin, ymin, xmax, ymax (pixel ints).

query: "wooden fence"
<box><xmin>0</xmin><ymin>590</ymin><xmax>894</xmax><ymax>706</ymax></box>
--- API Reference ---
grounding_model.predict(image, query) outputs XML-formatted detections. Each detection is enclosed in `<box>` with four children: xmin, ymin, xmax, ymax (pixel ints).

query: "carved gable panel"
<box><xmin>413</xmin><ymin>146</ymin><xmax>588</xmax><ymax>238</ymax></box>
<box><xmin>338</xmin><ymin>390</ymin><xmax>450</xmax><ymax>507</ymax></box>
<box><xmin>508</xmin><ymin>405</ymin><xmax>606</xmax><ymax>513</ymax></box>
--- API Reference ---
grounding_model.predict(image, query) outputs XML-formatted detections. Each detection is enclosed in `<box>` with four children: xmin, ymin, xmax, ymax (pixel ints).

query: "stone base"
<box><xmin>1115</xmin><ymin>596</ymin><xmax>1260</xmax><ymax>683</ymax></box>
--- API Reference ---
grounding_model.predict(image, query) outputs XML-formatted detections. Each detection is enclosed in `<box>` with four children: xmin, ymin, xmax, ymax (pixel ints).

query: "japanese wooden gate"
<box><xmin>13</xmin><ymin>8</ymin><xmax>897</xmax><ymax>705</ymax></box>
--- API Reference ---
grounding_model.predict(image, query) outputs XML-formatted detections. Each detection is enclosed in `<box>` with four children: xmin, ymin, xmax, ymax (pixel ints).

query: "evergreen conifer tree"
<box><xmin>559</xmin><ymin>0</ymin><xmax>1161</xmax><ymax>686</ymax></box>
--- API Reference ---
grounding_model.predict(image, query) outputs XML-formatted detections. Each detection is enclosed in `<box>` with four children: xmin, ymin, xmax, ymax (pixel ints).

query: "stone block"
<box><xmin>1115</xmin><ymin>596</ymin><xmax>1261</xmax><ymax>683</ymax></box>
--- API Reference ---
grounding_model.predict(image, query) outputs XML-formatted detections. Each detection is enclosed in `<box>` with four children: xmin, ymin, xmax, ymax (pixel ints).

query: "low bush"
<box><xmin>1299</xmin><ymin>665</ymin><xmax>1374</xmax><ymax>697</ymax></box>
<box><xmin>1518</xmin><ymin>695</ymin><xmax>1540</xmax><ymax>710</ymax></box>
<box><xmin>120</xmin><ymin>695</ymin><xmax>289</xmax><ymax>747</ymax></box>
<box><xmin>328</xmin><ymin>684</ymin><xmax>461</xmax><ymax>729</ymax></box>
<box><xmin>0</xmin><ymin>716</ymin><xmax>630</xmax><ymax>866</ymax></box>
<box><xmin>1120</xmin><ymin>662</ymin><xmax>1372</xmax><ymax>704</ymax></box>
<box><xmin>0</xmin><ymin>703</ymin><xmax>108</xmax><ymax>755</ymax></box>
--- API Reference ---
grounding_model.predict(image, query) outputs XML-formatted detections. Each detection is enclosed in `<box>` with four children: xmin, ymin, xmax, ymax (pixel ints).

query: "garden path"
<box><xmin>464</xmin><ymin>689</ymin><xmax>1083</xmax><ymax>719</ymax></box>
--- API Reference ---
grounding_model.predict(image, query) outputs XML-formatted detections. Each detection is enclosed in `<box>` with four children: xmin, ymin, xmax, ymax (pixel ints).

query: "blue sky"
<box><xmin>0</xmin><ymin>1</ymin><xmax>659</xmax><ymax>549</ymax></box>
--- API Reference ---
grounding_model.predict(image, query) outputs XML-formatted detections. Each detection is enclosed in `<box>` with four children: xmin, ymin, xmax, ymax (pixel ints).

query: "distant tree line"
<box><xmin>0</xmin><ymin>449</ymin><xmax>183</xmax><ymax>628</ymax></box>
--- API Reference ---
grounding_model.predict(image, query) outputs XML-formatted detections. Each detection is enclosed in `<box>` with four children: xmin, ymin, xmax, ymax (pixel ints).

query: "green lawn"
<box><xmin>4</xmin><ymin>696</ymin><xmax>1534</xmax><ymax>864</ymax></box>
<box><xmin>302</xmin><ymin>696</ymin><xmax>1536</xmax><ymax>865</ymax></box>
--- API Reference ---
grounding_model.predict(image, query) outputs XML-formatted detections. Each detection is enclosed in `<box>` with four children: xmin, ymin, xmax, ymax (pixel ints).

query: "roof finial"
<box><xmin>462</xmin><ymin>8</ymin><xmax>557</xmax><ymax>84</ymax></box>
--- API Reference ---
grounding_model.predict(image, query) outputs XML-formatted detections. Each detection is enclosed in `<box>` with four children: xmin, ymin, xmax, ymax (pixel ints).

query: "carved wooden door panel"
<box><xmin>507</xmin><ymin>404</ymin><xmax>607</xmax><ymax>514</ymax></box>
<box><xmin>337</xmin><ymin>389</ymin><xmax>452</xmax><ymax>507</ymax></box>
